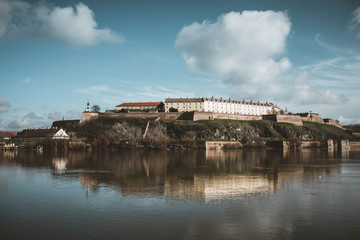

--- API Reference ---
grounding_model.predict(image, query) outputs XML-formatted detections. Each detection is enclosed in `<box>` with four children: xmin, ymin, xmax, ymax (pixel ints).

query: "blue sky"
<box><xmin>1</xmin><ymin>0</ymin><xmax>360</xmax><ymax>131</ymax></box>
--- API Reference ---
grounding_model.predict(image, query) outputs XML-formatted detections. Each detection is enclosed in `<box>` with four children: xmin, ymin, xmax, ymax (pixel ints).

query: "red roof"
<box><xmin>116</xmin><ymin>102</ymin><xmax>160</xmax><ymax>107</ymax></box>
<box><xmin>0</xmin><ymin>131</ymin><xmax>17</xmax><ymax>138</ymax></box>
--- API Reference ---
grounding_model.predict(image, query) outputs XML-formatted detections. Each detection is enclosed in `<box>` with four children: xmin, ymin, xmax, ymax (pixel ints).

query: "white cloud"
<box><xmin>47</xmin><ymin>111</ymin><xmax>62</xmax><ymax>120</ymax></box>
<box><xmin>66</xmin><ymin>109</ymin><xmax>81</xmax><ymax>119</ymax></box>
<box><xmin>22</xmin><ymin>77</ymin><xmax>31</xmax><ymax>83</ymax></box>
<box><xmin>6</xmin><ymin>112</ymin><xmax>47</xmax><ymax>131</ymax></box>
<box><xmin>0</xmin><ymin>0</ymin><xmax>124</xmax><ymax>46</ymax></box>
<box><xmin>176</xmin><ymin>11</ymin><xmax>353</xmax><ymax>108</ymax></box>
<box><xmin>74</xmin><ymin>85</ymin><xmax>126</xmax><ymax>94</ymax></box>
<box><xmin>227</xmin><ymin>75</ymin><xmax>349</xmax><ymax>108</ymax></box>
<box><xmin>338</xmin><ymin>116</ymin><xmax>360</xmax><ymax>125</ymax></box>
<box><xmin>7</xmin><ymin>118</ymin><xmax>46</xmax><ymax>131</ymax></box>
<box><xmin>349</xmin><ymin>6</ymin><xmax>360</xmax><ymax>39</ymax></box>
<box><xmin>175</xmin><ymin>11</ymin><xmax>292</xmax><ymax>84</ymax></box>
<box><xmin>0</xmin><ymin>96</ymin><xmax>10</xmax><ymax>113</ymax></box>
<box><xmin>24</xmin><ymin>112</ymin><xmax>43</xmax><ymax>120</ymax></box>
<box><xmin>38</xmin><ymin>3</ymin><xmax>124</xmax><ymax>46</ymax></box>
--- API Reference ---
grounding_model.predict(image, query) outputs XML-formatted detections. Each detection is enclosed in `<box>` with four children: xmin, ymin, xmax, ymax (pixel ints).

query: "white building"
<box><xmin>165</xmin><ymin>97</ymin><xmax>280</xmax><ymax>115</ymax></box>
<box><xmin>165</xmin><ymin>98</ymin><xmax>204</xmax><ymax>112</ymax></box>
<box><xmin>53</xmin><ymin>128</ymin><xmax>69</xmax><ymax>139</ymax></box>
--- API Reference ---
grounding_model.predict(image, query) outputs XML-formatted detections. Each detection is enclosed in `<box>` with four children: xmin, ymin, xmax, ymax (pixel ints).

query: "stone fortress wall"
<box><xmin>80</xmin><ymin>111</ymin><xmax>342</xmax><ymax>130</ymax></box>
<box><xmin>262</xmin><ymin>114</ymin><xmax>304</xmax><ymax>126</ymax></box>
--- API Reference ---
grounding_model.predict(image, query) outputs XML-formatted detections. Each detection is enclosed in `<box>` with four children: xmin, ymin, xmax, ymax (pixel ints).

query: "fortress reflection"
<box><xmin>0</xmin><ymin>149</ymin><xmax>344</xmax><ymax>202</ymax></box>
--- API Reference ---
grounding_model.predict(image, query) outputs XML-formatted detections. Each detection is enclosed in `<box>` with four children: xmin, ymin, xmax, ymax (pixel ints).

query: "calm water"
<box><xmin>1</xmin><ymin>149</ymin><xmax>360</xmax><ymax>240</ymax></box>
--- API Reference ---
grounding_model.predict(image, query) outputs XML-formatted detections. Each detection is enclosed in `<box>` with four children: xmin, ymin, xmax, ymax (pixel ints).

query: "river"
<box><xmin>1</xmin><ymin>149</ymin><xmax>360</xmax><ymax>239</ymax></box>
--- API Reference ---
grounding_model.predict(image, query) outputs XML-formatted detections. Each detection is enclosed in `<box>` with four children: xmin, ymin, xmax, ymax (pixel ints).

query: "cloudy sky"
<box><xmin>1</xmin><ymin>0</ymin><xmax>360</xmax><ymax>131</ymax></box>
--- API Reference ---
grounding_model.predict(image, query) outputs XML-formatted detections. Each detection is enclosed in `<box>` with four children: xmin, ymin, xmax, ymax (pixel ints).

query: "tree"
<box><xmin>157</xmin><ymin>102</ymin><xmax>165</xmax><ymax>112</ymax></box>
<box><xmin>119</xmin><ymin>108</ymin><xmax>128</xmax><ymax>113</ymax></box>
<box><xmin>91</xmin><ymin>105</ymin><xmax>101</xmax><ymax>112</ymax></box>
<box><xmin>169</xmin><ymin>107</ymin><xmax>178</xmax><ymax>112</ymax></box>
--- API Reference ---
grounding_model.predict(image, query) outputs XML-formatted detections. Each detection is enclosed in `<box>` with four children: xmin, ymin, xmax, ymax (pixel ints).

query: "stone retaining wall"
<box><xmin>80</xmin><ymin>112</ymin><xmax>99</xmax><ymax>123</ymax></box>
<box><xmin>194</xmin><ymin>112</ymin><xmax>262</xmax><ymax>121</ymax></box>
<box><xmin>300</xmin><ymin>113</ymin><xmax>324</xmax><ymax>124</ymax></box>
<box><xmin>262</xmin><ymin>114</ymin><xmax>303</xmax><ymax>126</ymax></box>
<box><xmin>206</xmin><ymin>141</ymin><xmax>243</xmax><ymax>150</ymax></box>
<box><xmin>349</xmin><ymin>141</ymin><xmax>360</xmax><ymax>149</ymax></box>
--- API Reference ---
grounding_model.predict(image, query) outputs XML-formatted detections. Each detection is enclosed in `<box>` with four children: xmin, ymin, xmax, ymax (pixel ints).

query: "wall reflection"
<box><xmin>0</xmin><ymin>149</ymin><xmax>344</xmax><ymax>202</ymax></box>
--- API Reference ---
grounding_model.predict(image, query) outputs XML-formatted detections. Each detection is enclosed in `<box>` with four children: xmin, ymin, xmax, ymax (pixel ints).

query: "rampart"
<box><xmin>101</xmin><ymin>112</ymin><xmax>160</xmax><ymax>119</ymax></box>
<box><xmin>81</xmin><ymin>111</ymin><xmax>341</xmax><ymax>131</ymax></box>
<box><xmin>300</xmin><ymin>113</ymin><xmax>324</xmax><ymax>124</ymax></box>
<box><xmin>267</xmin><ymin>140</ymin><xmax>334</xmax><ymax>149</ymax></box>
<box><xmin>193</xmin><ymin>112</ymin><xmax>262</xmax><ymax>121</ymax></box>
<box><xmin>80</xmin><ymin>112</ymin><xmax>99</xmax><ymax>123</ymax></box>
<box><xmin>323</xmin><ymin>118</ymin><xmax>343</xmax><ymax>129</ymax></box>
<box><xmin>262</xmin><ymin>114</ymin><xmax>303</xmax><ymax>126</ymax></box>
<box><xmin>206</xmin><ymin>141</ymin><xmax>243</xmax><ymax>150</ymax></box>
<box><xmin>81</xmin><ymin>111</ymin><xmax>263</xmax><ymax>123</ymax></box>
<box><xmin>205</xmin><ymin>141</ymin><xmax>266</xmax><ymax>150</ymax></box>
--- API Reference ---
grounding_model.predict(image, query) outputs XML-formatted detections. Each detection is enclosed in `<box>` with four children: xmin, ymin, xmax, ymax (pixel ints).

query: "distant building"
<box><xmin>115</xmin><ymin>102</ymin><xmax>160</xmax><ymax>111</ymax></box>
<box><xmin>165</xmin><ymin>97</ymin><xmax>281</xmax><ymax>115</ymax></box>
<box><xmin>17</xmin><ymin>128</ymin><xmax>69</xmax><ymax>140</ymax></box>
<box><xmin>0</xmin><ymin>131</ymin><xmax>17</xmax><ymax>140</ymax></box>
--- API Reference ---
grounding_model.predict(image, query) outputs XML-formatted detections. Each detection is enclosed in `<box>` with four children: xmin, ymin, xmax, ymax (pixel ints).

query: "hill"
<box><xmin>54</xmin><ymin>118</ymin><xmax>354</xmax><ymax>149</ymax></box>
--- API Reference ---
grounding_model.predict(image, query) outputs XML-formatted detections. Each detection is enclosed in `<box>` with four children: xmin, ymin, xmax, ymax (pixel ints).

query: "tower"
<box><xmin>85</xmin><ymin>100</ymin><xmax>90</xmax><ymax>112</ymax></box>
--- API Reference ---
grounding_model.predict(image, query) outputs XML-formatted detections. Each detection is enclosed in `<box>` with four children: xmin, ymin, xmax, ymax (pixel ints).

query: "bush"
<box><xmin>144</xmin><ymin>122</ymin><xmax>170</xmax><ymax>149</ymax></box>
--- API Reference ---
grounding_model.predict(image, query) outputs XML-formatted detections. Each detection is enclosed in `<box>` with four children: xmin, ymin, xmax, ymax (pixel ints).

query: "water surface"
<box><xmin>1</xmin><ymin>149</ymin><xmax>360</xmax><ymax>239</ymax></box>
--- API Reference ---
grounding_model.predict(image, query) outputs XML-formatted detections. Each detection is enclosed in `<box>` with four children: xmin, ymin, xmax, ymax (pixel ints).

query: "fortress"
<box><xmin>164</xmin><ymin>97</ymin><xmax>281</xmax><ymax>115</ymax></box>
<box><xmin>80</xmin><ymin>97</ymin><xmax>342</xmax><ymax>128</ymax></box>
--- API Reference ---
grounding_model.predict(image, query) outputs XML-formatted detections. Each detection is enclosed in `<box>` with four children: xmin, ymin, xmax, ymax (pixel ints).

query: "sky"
<box><xmin>1</xmin><ymin>0</ymin><xmax>360</xmax><ymax>131</ymax></box>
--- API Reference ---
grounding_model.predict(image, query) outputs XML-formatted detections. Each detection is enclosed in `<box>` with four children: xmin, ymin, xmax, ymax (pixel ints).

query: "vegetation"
<box><xmin>303</xmin><ymin>122</ymin><xmax>353</xmax><ymax>140</ymax></box>
<box><xmin>344</xmin><ymin>124</ymin><xmax>360</xmax><ymax>132</ymax></box>
<box><xmin>91</xmin><ymin>105</ymin><xmax>101</xmax><ymax>112</ymax></box>
<box><xmin>39</xmin><ymin>118</ymin><xmax>355</xmax><ymax>150</ymax></box>
<box><xmin>157</xmin><ymin>102</ymin><xmax>165</xmax><ymax>112</ymax></box>
<box><xmin>169</xmin><ymin>107</ymin><xmax>178</xmax><ymax>112</ymax></box>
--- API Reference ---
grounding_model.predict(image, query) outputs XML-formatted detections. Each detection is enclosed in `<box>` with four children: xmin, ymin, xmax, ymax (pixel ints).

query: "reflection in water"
<box><xmin>0</xmin><ymin>149</ymin><xmax>345</xmax><ymax>202</ymax></box>
<box><xmin>1</xmin><ymin>149</ymin><xmax>360</xmax><ymax>240</ymax></box>
<box><xmin>53</xmin><ymin>157</ymin><xmax>68</xmax><ymax>172</ymax></box>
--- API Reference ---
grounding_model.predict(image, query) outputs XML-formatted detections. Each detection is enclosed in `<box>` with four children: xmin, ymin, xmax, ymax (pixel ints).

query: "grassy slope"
<box><xmin>160</xmin><ymin>119</ymin><xmax>353</xmax><ymax>141</ymax></box>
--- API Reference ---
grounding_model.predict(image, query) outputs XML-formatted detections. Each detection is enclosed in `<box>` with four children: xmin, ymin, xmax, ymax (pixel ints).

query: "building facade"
<box><xmin>165</xmin><ymin>97</ymin><xmax>280</xmax><ymax>115</ymax></box>
<box><xmin>17</xmin><ymin>128</ymin><xmax>69</xmax><ymax>140</ymax></box>
<box><xmin>115</xmin><ymin>102</ymin><xmax>160</xmax><ymax>111</ymax></box>
<box><xmin>165</xmin><ymin>98</ymin><xmax>204</xmax><ymax>112</ymax></box>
